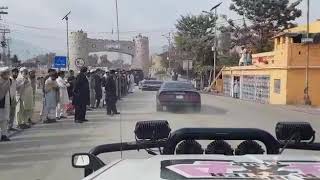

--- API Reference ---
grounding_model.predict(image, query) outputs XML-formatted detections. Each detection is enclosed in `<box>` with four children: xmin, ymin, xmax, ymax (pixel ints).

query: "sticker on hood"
<box><xmin>160</xmin><ymin>159</ymin><xmax>320</xmax><ymax>179</ymax></box>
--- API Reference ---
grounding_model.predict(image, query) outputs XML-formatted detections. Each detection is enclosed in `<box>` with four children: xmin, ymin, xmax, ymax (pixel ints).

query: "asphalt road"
<box><xmin>0</xmin><ymin>89</ymin><xmax>320</xmax><ymax>180</ymax></box>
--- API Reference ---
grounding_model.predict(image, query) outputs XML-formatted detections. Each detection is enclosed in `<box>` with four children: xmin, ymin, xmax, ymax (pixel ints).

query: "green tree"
<box><xmin>221</xmin><ymin>0</ymin><xmax>302</xmax><ymax>53</ymax></box>
<box><xmin>175</xmin><ymin>14</ymin><xmax>217</xmax><ymax>66</ymax></box>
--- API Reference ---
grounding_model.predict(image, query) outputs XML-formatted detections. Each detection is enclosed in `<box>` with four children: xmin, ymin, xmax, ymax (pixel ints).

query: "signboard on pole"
<box><xmin>183</xmin><ymin>60</ymin><xmax>193</xmax><ymax>70</ymax></box>
<box><xmin>53</xmin><ymin>56</ymin><xmax>67</xmax><ymax>69</ymax></box>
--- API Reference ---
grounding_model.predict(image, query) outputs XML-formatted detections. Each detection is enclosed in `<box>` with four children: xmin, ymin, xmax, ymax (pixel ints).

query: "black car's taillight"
<box><xmin>185</xmin><ymin>93</ymin><xmax>200</xmax><ymax>102</ymax></box>
<box><xmin>159</xmin><ymin>93</ymin><xmax>175</xmax><ymax>101</ymax></box>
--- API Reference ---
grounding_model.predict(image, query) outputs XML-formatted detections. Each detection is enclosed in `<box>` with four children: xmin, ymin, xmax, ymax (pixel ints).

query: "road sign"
<box><xmin>75</xmin><ymin>58</ymin><xmax>85</xmax><ymax>68</ymax></box>
<box><xmin>183</xmin><ymin>60</ymin><xmax>193</xmax><ymax>70</ymax></box>
<box><xmin>54</xmin><ymin>56</ymin><xmax>67</xmax><ymax>69</ymax></box>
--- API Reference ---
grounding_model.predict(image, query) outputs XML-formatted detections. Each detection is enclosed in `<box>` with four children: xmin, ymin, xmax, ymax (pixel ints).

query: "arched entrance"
<box><xmin>69</xmin><ymin>30</ymin><xmax>136</xmax><ymax>70</ymax></box>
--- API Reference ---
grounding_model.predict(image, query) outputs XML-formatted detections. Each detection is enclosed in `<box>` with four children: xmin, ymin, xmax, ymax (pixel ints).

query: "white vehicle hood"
<box><xmin>83</xmin><ymin>155</ymin><xmax>320</xmax><ymax>180</ymax></box>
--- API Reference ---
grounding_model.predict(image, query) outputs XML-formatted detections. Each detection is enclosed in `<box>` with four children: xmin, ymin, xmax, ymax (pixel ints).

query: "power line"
<box><xmin>1</xmin><ymin>21</ymin><xmax>175</xmax><ymax>34</ymax></box>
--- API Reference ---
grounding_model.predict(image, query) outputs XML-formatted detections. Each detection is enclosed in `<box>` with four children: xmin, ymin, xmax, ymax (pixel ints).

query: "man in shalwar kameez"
<box><xmin>56</xmin><ymin>71</ymin><xmax>69</xmax><ymax>119</ymax></box>
<box><xmin>0</xmin><ymin>67</ymin><xmax>11</xmax><ymax>141</ymax></box>
<box><xmin>42</xmin><ymin>70</ymin><xmax>59</xmax><ymax>123</ymax></box>
<box><xmin>16</xmin><ymin>68</ymin><xmax>34</xmax><ymax>129</ymax></box>
<box><xmin>128</xmin><ymin>71</ymin><xmax>135</xmax><ymax>93</ymax></box>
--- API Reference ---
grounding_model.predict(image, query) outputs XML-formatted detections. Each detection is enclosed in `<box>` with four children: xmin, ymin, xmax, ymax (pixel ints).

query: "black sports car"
<box><xmin>156</xmin><ymin>81</ymin><xmax>201</xmax><ymax>112</ymax></box>
<box><xmin>141</xmin><ymin>80</ymin><xmax>163</xmax><ymax>91</ymax></box>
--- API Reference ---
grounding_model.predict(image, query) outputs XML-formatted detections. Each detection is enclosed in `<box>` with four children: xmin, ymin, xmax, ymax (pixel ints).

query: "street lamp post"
<box><xmin>162</xmin><ymin>32</ymin><xmax>172</xmax><ymax>72</ymax></box>
<box><xmin>115</xmin><ymin>0</ymin><xmax>120</xmax><ymax>43</ymax></box>
<box><xmin>304</xmin><ymin>0</ymin><xmax>311</xmax><ymax>105</ymax></box>
<box><xmin>62</xmin><ymin>11</ymin><xmax>71</xmax><ymax>70</ymax></box>
<box><xmin>203</xmin><ymin>2</ymin><xmax>222</xmax><ymax>84</ymax></box>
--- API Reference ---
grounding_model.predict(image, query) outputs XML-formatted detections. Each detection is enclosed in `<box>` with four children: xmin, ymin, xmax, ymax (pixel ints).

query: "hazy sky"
<box><xmin>1</xmin><ymin>0</ymin><xmax>319</xmax><ymax>56</ymax></box>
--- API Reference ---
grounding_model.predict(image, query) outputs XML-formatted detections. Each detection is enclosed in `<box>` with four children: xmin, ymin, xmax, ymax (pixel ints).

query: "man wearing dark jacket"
<box><xmin>94</xmin><ymin>70</ymin><xmax>102</xmax><ymax>108</ymax></box>
<box><xmin>72</xmin><ymin>67</ymin><xmax>90</xmax><ymax>123</ymax></box>
<box><xmin>105</xmin><ymin>70</ymin><xmax>120</xmax><ymax>115</ymax></box>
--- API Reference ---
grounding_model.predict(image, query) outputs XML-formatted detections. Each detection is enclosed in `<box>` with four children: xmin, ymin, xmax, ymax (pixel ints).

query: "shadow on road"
<box><xmin>166</xmin><ymin>104</ymin><xmax>227</xmax><ymax>115</ymax></box>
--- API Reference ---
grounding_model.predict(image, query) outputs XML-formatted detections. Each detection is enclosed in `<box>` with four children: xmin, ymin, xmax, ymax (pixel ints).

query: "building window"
<box><xmin>274</xmin><ymin>79</ymin><xmax>281</xmax><ymax>94</ymax></box>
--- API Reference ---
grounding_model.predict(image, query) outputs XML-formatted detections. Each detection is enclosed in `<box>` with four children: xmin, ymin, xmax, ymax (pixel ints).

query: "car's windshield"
<box><xmin>1</xmin><ymin>0</ymin><xmax>320</xmax><ymax>180</ymax></box>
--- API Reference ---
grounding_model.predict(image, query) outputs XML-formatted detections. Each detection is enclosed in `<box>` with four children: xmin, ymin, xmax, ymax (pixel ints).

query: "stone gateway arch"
<box><xmin>69</xmin><ymin>30</ymin><xmax>150</xmax><ymax>73</ymax></box>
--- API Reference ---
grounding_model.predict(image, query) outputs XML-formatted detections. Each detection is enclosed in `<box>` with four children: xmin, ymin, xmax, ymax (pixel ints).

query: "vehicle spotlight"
<box><xmin>205</xmin><ymin>140</ymin><xmax>234</xmax><ymax>155</ymax></box>
<box><xmin>275</xmin><ymin>122</ymin><xmax>315</xmax><ymax>143</ymax></box>
<box><xmin>134</xmin><ymin>120</ymin><xmax>171</xmax><ymax>141</ymax></box>
<box><xmin>235</xmin><ymin>140</ymin><xmax>265</xmax><ymax>155</ymax></box>
<box><xmin>175</xmin><ymin>140</ymin><xmax>204</xmax><ymax>154</ymax></box>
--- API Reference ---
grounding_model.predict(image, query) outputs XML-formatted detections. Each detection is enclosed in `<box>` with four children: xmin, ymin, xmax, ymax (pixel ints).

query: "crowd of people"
<box><xmin>0</xmin><ymin>66</ymin><xmax>136</xmax><ymax>141</ymax></box>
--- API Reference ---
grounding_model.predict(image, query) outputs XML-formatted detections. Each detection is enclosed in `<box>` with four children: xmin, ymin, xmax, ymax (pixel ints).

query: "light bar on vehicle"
<box><xmin>235</xmin><ymin>140</ymin><xmax>265</xmax><ymax>155</ymax></box>
<box><xmin>175</xmin><ymin>140</ymin><xmax>204</xmax><ymax>154</ymax></box>
<box><xmin>134</xmin><ymin>120</ymin><xmax>171</xmax><ymax>140</ymax></box>
<box><xmin>205</xmin><ymin>140</ymin><xmax>234</xmax><ymax>155</ymax></box>
<box><xmin>275</xmin><ymin>122</ymin><xmax>315</xmax><ymax>143</ymax></box>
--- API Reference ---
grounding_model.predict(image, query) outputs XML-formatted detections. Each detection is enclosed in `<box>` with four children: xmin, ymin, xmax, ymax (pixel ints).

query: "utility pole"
<box><xmin>304</xmin><ymin>0</ymin><xmax>311</xmax><ymax>105</ymax></box>
<box><xmin>0</xmin><ymin>30</ymin><xmax>10</xmax><ymax>66</ymax></box>
<box><xmin>0</xmin><ymin>6</ymin><xmax>9</xmax><ymax>66</ymax></box>
<box><xmin>162</xmin><ymin>32</ymin><xmax>173</xmax><ymax>72</ymax></box>
<box><xmin>115</xmin><ymin>0</ymin><xmax>123</xmax><ymax>65</ymax></box>
<box><xmin>62</xmin><ymin>11</ymin><xmax>71</xmax><ymax>70</ymax></box>
<box><xmin>203</xmin><ymin>2</ymin><xmax>222</xmax><ymax>85</ymax></box>
<box><xmin>6</xmin><ymin>38</ymin><xmax>10</xmax><ymax>62</ymax></box>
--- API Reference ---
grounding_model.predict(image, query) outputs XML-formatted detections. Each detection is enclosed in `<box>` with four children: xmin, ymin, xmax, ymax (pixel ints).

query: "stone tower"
<box><xmin>132</xmin><ymin>34</ymin><xmax>150</xmax><ymax>74</ymax></box>
<box><xmin>69</xmin><ymin>30</ymin><xmax>89</xmax><ymax>71</ymax></box>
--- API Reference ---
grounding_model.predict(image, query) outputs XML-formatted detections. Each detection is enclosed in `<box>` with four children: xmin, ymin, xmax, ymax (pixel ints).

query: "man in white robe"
<box><xmin>0</xmin><ymin>67</ymin><xmax>11</xmax><ymax>141</ymax></box>
<box><xmin>239</xmin><ymin>47</ymin><xmax>247</xmax><ymax>66</ymax></box>
<box><xmin>42</xmin><ymin>71</ymin><xmax>59</xmax><ymax>123</ymax></box>
<box><xmin>8</xmin><ymin>68</ymin><xmax>19</xmax><ymax>131</ymax></box>
<box><xmin>128</xmin><ymin>71</ymin><xmax>135</xmax><ymax>93</ymax></box>
<box><xmin>16</xmin><ymin>68</ymin><xmax>34</xmax><ymax>129</ymax></box>
<box><xmin>56</xmin><ymin>71</ymin><xmax>69</xmax><ymax>119</ymax></box>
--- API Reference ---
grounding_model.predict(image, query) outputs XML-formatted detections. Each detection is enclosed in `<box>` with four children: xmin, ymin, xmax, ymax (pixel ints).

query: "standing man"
<box><xmin>67</xmin><ymin>70</ymin><xmax>75</xmax><ymax>100</ymax></box>
<box><xmin>115</xmin><ymin>71</ymin><xmax>120</xmax><ymax>100</ymax></box>
<box><xmin>233</xmin><ymin>80</ymin><xmax>240</xmax><ymax>99</ymax></box>
<box><xmin>42</xmin><ymin>70</ymin><xmax>59</xmax><ymax>123</ymax></box>
<box><xmin>0</xmin><ymin>67</ymin><xmax>11</xmax><ymax>141</ymax></box>
<box><xmin>239</xmin><ymin>47</ymin><xmax>247</xmax><ymax>66</ymax></box>
<box><xmin>94</xmin><ymin>69</ymin><xmax>102</xmax><ymax>108</ymax></box>
<box><xmin>89</xmin><ymin>70</ymin><xmax>96</xmax><ymax>109</ymax></box>
<box><xmin>121</xmin><ymin>71</ymin><xmax>127</xmax><ymax>96</ymax></box>
<box><xmin>105</xmin><ymin>70</ymin><xmax>120</xmax><ymax>115</ymax></box>
<box><xmin>16</xmin><ymin>68</ymin><xmax>34</xmax><ymax>129</ymax></box>
<box><xmin>128</xmin><ymin>71</ymin><xmax>135</xmax><ymax>93</ymax></box>
<box><xmin>28</xmin><ymin>69</ymin><xmax>37</xmax><ymax>125</ymax></box>
<box><xmin>8</xmin><ymin>68</ymin><xmax>19</xmax><ymax>131</ymax></box>
<box><xmin>101</xmin><ymin>71</ymin><xmax>109</xmax><ymax>107</ymax></box>
<box><xmin>73</xmin><ymin>67</ymin><xmax>90</xmax><ymax>123</ymax></box>
<box><xmin>56</xmin><ymin>71</ymin><xmax>69</xmax><ymax>119</ymax></box>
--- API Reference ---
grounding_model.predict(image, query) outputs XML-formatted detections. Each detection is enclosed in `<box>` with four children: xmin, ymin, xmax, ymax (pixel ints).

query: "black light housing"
<box><xmin>235</xmin><ymin>140</ymin><xmax>265</xmax><ymax>155</ymax></box>
<box><xmin>205</xmin><ymin>140</ymin><xmax>234</xmax><ymax>155</ymax></box>
<box><xmin>275</xmin><ymin>122</ymin><xmax>315</xmax><ymax>143</ymax></box>
<box><xmin>134</xmin><ymin>120</ymin><xmax>171</xmax><ymax>141</ymax></box>
<box><xmin>175</xmin><ymin>140</ymin><xmax>204</xmax><ymax>154</ymax></box>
